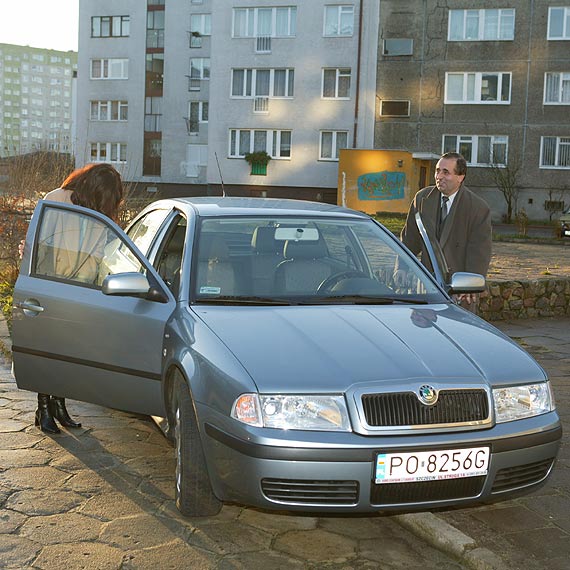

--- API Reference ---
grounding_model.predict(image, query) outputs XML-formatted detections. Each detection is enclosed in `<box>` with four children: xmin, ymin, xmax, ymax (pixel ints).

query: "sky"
<box><xmin>0</xmin><ymin>0</ymin><xmax>79</xmax><ymax>52</ymax></box>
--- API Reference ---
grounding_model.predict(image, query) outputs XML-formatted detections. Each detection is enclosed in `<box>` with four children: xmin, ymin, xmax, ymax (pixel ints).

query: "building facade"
<box><xmin>76</xmin><ymin>0</ymin><xmax>379</xmax><ymax>202</ymax></box>
<box><xmin>376</xmin><ymin>1</ymin><xmax>570</xmax><ymax>220</ymax></box>
<box><xmin>0</xmin><ymin>43</ymin><xmax>77</xmax><ymax>157</ymax></box>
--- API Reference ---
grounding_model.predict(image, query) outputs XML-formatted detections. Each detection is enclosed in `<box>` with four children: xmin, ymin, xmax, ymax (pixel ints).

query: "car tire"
<box><xmin>173</xmin><ymin>372</ymin><xmax>222</xmax><ymax>517</ymax></box>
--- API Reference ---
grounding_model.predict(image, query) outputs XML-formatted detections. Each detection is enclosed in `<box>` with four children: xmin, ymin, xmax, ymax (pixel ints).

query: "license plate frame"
<box><xmin>375</xmin><ymin>447</ymin><xmax>490</xmax><ymax>484</ymax></box>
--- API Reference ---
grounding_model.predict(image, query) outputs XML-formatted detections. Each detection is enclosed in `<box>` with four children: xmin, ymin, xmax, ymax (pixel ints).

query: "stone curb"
<box><xmin>394</xmin><ymin>513</ymin><xmax>508</xmax><ymax>570</ymax></box>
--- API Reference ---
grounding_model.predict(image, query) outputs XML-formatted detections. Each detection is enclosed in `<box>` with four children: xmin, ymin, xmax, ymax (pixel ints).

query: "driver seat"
<box><xmin>274</xmin><ymin>239</ymin><xmax>333</xmax><ymax>294</ymax></box>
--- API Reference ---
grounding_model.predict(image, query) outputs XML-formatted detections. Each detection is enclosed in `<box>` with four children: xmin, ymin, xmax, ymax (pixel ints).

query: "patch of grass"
<box><xmin>374</xmin><ymin>212</ymin><xmax>406</xmax><ymax>236</ymax></box>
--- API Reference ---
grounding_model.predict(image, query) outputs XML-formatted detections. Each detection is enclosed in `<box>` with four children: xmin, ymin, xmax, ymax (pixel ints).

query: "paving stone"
<box><xmin>505</xmin><ymin>526</ymin><xmax>570</xmax><ymax>561</ymax></box>
<box><xmin>0</xmin><ymin>431</ymin><xmax>43</xmax><ymax>449</ymax></box>
<box><xmin>0</xmin><ymin>419</ymin><xmax>30</xmax><ymax>432</ymax></box>
<box><xmin>274</xmin><ymin>529</ymin><xmax>356</xmax><ymax>562</ymax></box>
<box><xmin>33</xmin><ymin>542</ymin><xmax>124</xmax><ymax>570</ymax></box>
<box><xmin>124</xmin><ymin>455</ymin><xmax>175</xmax><ymax>478</ymax></box>
<box><xmin>238</xmin><ymin>508</ymin><xmax>317</xmax><ymax>533</ymax></box>
<box><xmin>1</xmin><ymin>466</ymin><xmax>70</xmax><ymax>490</ymax></box>
<box><xmin>0</xmin><ymin>535</ymin><xmax>41</xmax><ymax>568</ymax></box>
<box><xmin>472</xmin><ymin>505</ymin><xmax>550</xmax><ymax>532</ymax></box>
<box><xmin>79</xmin><ymin>491</ymin><xmax>151</xmax><ymax>521</ymax></box>
<box><xmin>91</xmin><ymin>427</ymin><xmax>153</xmax><ymax>445</ymax></box>
<box><xmin>19</xmin><ymin>512</ymin><xmax>103</xmax><ymax>544</ymax></box>
<box><xmin>0</xmin><ymin>509</ymin><xmax>28</xmax><ymax>533</ymax></box>
<box><xmin>105</xmin><ymin>441</ymin><xmax>167</xmax><ymax>459</ymax></box>
<box><xmin>0</xmin><ymin>449</ymin><xmax>51</xmax><ymax>468</ymax></box>
<box><xmin>64</xmin><ymin>470</ymin><xmax>117</xmax><ymax>494</ymax></box>
<box><xmin>6</xmin><ymin>489</ymin><xmax>85</xmax><ymax>516</ymax></box>
<box><xmin>319</xmin><ymin>515</ymin><xmax>394</xmax><ymax>540</ymax></box>
<box><xmin>218</xmin><ymin>550</ymin><xmax>305</xmax><ymax>570</ymax></box>
<box><xmin>99</xmin><ymin>514</ymin><xmax>182</xmax><ymax>549</ymax></box>
<box><xmin>524</xmin><ymin>494</ymin><xmax>570</xmax><ymax>520</ymax></box>
<box><xmin>121</xmin><ymin>540</ymin><xmax>217</xmax><ymax>569</ymax></box>
<box><xmin>137</xmin><ymin>477</ymin><xmax>174</xmax><ymax>503</ymax></box>
<box><xmin>189</xmin><ymin>520</ymin><xmax>272</xmax><ymax>555</ymax></box>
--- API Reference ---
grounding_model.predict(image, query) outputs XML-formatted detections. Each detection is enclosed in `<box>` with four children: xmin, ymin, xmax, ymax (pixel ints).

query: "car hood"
<box><xmin>192</xmin><ymin>304</ymin><xmax>546</xmax><ymax>393</ymax></box>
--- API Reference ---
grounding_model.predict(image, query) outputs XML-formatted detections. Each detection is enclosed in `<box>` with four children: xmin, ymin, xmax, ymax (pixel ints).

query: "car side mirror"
<box><xmin>102</xmin><ymin>272</ymin><xmax>168</xmax><ymax>303</ymax></box>
<box><xmin>447</xmin><ymin>272</ymin><xmax>486</xmax><ymax>295</ymax></box>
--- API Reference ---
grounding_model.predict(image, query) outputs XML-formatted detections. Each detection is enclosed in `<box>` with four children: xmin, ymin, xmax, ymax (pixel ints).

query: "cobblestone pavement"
<box><xmin>0</xmin><ymin>316</ymin><xmax>568</xmax><ymax>570</ymax></box>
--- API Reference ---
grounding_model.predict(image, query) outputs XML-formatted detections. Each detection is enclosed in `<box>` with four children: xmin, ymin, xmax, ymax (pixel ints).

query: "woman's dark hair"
<box><xmin>62</xmin><ymin>163</ymin><xmax>124</xmax><ymax>221</ymax></box>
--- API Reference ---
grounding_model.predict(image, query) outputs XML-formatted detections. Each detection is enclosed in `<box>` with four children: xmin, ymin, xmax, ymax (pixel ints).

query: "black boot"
<box><xmin>49</xmin><ymin>397</ymin><xmax>82</xmax><ymax>428</ymax></box>
<box><xmin>35</xmin><ymin>393</ymin><xmax>60</xmax><ymax>434</ymax></box>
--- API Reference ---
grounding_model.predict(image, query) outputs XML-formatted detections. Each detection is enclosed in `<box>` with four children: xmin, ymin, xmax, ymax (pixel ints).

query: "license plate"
<box><xmin>375</xmin><ymin>447</ymin><xmax>489</xmax><ymax>484</ymax></box>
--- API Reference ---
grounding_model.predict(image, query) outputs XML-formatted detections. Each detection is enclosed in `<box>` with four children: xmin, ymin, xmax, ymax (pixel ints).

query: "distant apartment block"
<box><xmin>0</xmin><ymin>43</ymin><xmax>77</xmax><ymax>157</ymax></box>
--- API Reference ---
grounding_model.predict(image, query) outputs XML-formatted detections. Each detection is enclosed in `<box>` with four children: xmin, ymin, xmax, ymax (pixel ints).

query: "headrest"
<box><xmin>251</xmin><ymin>227</ymin><xmax>279</xmax><ymax>254</ymax></box>
<box><xmin>283</xmin><ymin>239</ymin><xmax>327</xmax><ymax>260</ymax></box>
<box><xmin>199</xmin><ymin>235</ymin><xmax>230</xmax><ymax>261</ymax></box>
<box><xmin>165</xmin><ymin>225</ymin><xmax>186</xmax><ymax>252</ymax></box>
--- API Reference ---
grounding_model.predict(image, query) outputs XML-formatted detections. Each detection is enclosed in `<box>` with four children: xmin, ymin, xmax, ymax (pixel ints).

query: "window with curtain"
<box><xmin>443</xmin><ymin>134</ymin><xmax>508</xmax><ymax>166</ymax></box>
<box><xmin>448</xmin><ymin>9</ymin><xmax>515</xmax><ymax>41</ymax></box>
<box><xmin>324</xmin><ymin>5</ymin><xmax>354</xmax><ymax>36</ymax></box>
<box><xmin>541</xmin><ymin>137</ymin><xmax>570</xmax><ymax>168</ymax></box>
<box><xmin>445</xmin><ymin>72</ymin><xmax>511</xmax><ymax>104</ymax></box>
<box><xmin>320</xmin><ymin>131</ymin><xmax>348</xmax><ymax>160</ymax></box>
<box><xmin>322</xmin><ymin>68</ymin><xmax>351</xmax><ymax>98</ymax></box>
<box><xmin>544</xmin><ymin>72</ymin><xmax>570</xmax><ymax>104</ymax></box>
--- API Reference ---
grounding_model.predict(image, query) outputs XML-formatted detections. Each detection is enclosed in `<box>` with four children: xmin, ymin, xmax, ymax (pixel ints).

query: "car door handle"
<box><xmin>16</xmin><ymin>300</ymin><xmax>45</xmax><ymax>314</ymax></box>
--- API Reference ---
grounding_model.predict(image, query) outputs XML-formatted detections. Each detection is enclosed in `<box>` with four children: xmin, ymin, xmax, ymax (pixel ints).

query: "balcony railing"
<box><xmin>255</xmin><ymin>35</ymin><xmax>271</xmax><ymax>53</ymax></box>
<box><xmin>253</xmin><ymin>96</ymin><xmax>269</xmax><ymax>114</ymax></box>
<box><xmin>188</xmin><ymin>77</ymin><xmax>201</xmax><ymax>91</ymax></box>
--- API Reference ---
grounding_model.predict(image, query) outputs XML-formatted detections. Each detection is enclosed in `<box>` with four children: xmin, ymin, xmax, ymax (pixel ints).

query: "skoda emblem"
<box><xmin>418</xmin><ymin>384</ymin><xmax>438</xmax><ymax>406</ymax></box>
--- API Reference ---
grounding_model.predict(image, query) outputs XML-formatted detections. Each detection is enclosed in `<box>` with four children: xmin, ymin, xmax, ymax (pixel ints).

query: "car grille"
<box><xmin>492</xmin><ymin>458</ymin><xmax>555</xmax><ymax>493</ymax></box>
<box><xmin>261</xmin><ymin>478</ymin><xmax>359</xmax><ymax>505</ymax></box>
<box><xmin>361</xmin><ymin>389</ymin><xmax>489</xmax><ymax>427</ymax></box>
<box><xmin>370</xmin><ymin>476</ymin><xmax>485</xmax><ymax>506</ymax></box>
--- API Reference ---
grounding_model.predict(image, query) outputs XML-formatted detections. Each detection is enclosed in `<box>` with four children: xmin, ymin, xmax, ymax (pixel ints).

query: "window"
<box><xmin>448</xmin><ymin>9</ymin><xmax>515</xmax><ymax>41</ymax></box>
<box><xmin>187</xmin><ymin>101</ymin><xmax>208</xmax><ymax>134</ymax></box>
<box><xmin>90</xmin><ymin>58</ymin><xmax>128</xmax><ymax>80</ymax></box>
<box><xmin>146</xmin><ymin>54</ymin><xmax>164</xmax><ymax>91</ymax></box>
<box><xmin>445</xmin><ymin>72</ymin><xmax>511</xmax><ymax>104</ymax></box>
<box><xmin>380</xmin><ymin>100</ymin><xmax>410</xmax><ymax>117</ymax></box>
<box><xmin>322</xmin><ymin>68</ymin><xmax>351</xmax><ymax>99</ymax></box>
<box><xmin>186</xmin><ymin>144</ymin><xmax>208</xmax><ymax>177</ymax></box>
<box><xmin>383</xmin><ymin>39</ymin><xmax>413</xmax><ymax>56</ymax></box>
<box><xmin>544</xmin><ymin>72</ymin><xmax>570</xmax><ymax>104</ymax></box>
<box><xmin>232</xmin><ymin>7</ymin><xmax>296</xmax><ymax>37</ymax></box>
<box><xmin>190</xmin><ymin>58</ymin><xmax>210</xmax><ymax>80</ymax></box>
<box><xmin>90</xmin><ymin>100</ymin><xmax>128</xmax><ymax>121</ymax></box>
<box><xmin>144</xmin><ymin>139</ymin><xmax>162</xmax><ymax>175</ymax></box>
<box><xmin>231</xmin><ymin>68</ymin><xmax>294</xmax><ymax>97</ymax></box>
<box><xmin>548</xmin><ymin>7</ymin><xmax>570</xmax><ymax>39</ymax></box>
<box><xmin>90</xmin><ymin>142</ymin><xmax>127</xmax><ymax>163</ymax></box>
<box><xmin>541</xmin><ymin>136</ymin><xmax>570</xmax><ymax>168</ymax></box>
<box><xmin>91</xmin><ymin>16</ymin><xmax>130</xmax><ymax>37</ymax></box>
<box><xmin>324</xmin><ymin>5</ymin><xmax>354</xmax><ymax>36</ymax></box>
<box><xmin>190</xmin><ymin>13</ymin><xmax>212</xmax><ymax>47</ymax></box>
<box><xmin>145</xmin><ymin>97</ymin><xmax>162</xmax><ymax>132</ymax></box>
<box><xmin>147</xmin><ymin>10</ymin><xmax>165</xmax><ymax>48</ymax></box>
<box><xmin>443</xmin><ymin>135</ymin><xmax>508</xmax><ymax>166</ymax></box>
<box><xmin>229</xmin><ymin>129</ymin><xmax>291</xmax><ymax>158</ymax></box>
<box><xmin>320</xmin><ymin>131</ymin><xmax>349</xmax><ymax>160</ymax></box>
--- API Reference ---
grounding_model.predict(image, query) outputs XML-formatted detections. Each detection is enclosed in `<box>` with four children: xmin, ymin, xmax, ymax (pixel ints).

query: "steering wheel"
<box><xmin>317</xmin><ymin>270</ymin><xmax>369</xmax><ymax>293</ymax></box>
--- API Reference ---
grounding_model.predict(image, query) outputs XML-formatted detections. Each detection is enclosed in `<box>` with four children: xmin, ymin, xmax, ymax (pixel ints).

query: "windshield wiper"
<box><xmin>308</xmin><ymin>295</ymin><xmax>430</xmax><ymax>305</ymax></box>
<box><xmin>195</xmin><ymin>295</ymin><xmax>293</xmax><ymax>306</ymax></box>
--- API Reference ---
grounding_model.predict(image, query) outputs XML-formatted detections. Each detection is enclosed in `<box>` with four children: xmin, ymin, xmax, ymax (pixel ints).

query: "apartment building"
<box><xmin>0</xmin><ymin>44</ymin><xmax>77</xmax><ymax>157</ymax></box>
<box><xmin>76</xmin><ymin>0</ymin><xmax>379</xmax><ymax>201</ymax></box>
<box><xmin>376</xmin><ymin>1</ymin><xmax>570</xmax><ymax>220</ymax></box>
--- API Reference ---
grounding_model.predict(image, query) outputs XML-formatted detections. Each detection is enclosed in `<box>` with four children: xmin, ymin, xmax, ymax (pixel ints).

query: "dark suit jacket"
<box><xmin>400</xmin><ymin>184</ymin><xmax>492</xmax><ymax>277</ymax></box>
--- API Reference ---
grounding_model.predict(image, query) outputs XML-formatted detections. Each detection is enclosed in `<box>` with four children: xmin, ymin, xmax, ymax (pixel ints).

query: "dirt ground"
<box><xmin>489</xmin><ymin>241</ymin><xmax>570</xmax><ymax>281</ymax></box>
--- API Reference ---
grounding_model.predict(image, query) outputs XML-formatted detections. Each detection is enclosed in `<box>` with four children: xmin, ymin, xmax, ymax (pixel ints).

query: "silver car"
<box><xmin>13</xmin><ymin>197</ymin><xmax>561</xmax><ymax>517</ymax></box>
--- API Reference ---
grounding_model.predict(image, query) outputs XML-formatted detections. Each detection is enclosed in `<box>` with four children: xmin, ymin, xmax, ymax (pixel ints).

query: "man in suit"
<box><xmin>399</xmin><ymin>152</ymin><xmax>492</xmax><ymax>311</ymax></box>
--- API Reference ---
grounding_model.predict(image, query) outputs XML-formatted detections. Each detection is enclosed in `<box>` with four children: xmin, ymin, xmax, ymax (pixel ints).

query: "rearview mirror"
<box><xmin>102</xmin><ymin>272</ymin><xmax>152</xmax><ymax>296</ymax></box>
<box><xmin>448</xmin><ymin>272</ymin><xmax>486</xmax><ymax>294</ymax></box>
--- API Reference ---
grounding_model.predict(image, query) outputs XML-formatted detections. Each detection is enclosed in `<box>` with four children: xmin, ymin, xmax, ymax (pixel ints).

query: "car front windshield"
<box><xmin>192</xmin><ymin>216</ymin><xmax>444</xmax><ymax>305</ymax></box>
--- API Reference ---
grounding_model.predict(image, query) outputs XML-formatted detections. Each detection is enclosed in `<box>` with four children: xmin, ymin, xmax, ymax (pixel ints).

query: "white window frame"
<box><xmin>540</xmin><ymin>136</ymin><xmax>570</xmax><ymax>169</ymax></box>
<box><xmin>548</xmin><ymin>7</ymin><xmax>570</xmax><ymax>40</ymax></box>
<box><xmin>445</xmin><ymin>72</ymin><xmax>511</xmax><ymax>104</ymax></box>
<box><xmin>90</xmin><ymin>58</ymin><xmax>128</xmax><ymax>80</ymax></box>
<box><xmin>442</xmin><ymin>134</ymin><xmax>508</xmax><ymax>166</ymax></box>
<box><xmin>448</xmin><ymin>9</ymin><xmax>515</xmax><ymax>41</ymax></box>
<box><xmin>232</xmin><ymin>7</ymin><xmax>297</xmax><ymax>38</ymax></box>
<box><xmin>90</xmin><ymin>142</ymin><xmax>127</xmax><ymax>163</ymax></box>
<box><xmin>230</xmin><ymin>68</ymin><xmax>294</xmax><ymax>98</ymax></box>
<box><xmin>188</xmin><ymin>101</ymin><xmax>208</xmax><ymax>134</ymax></box>
<box><xmin>544</xmin><ymin>72</ymin><xmax>570</xmax><ymax>104</ymax></box>
<box><xmin>322</xmin><ymin>68</ymin><xmax>351</xmax><ymax>99</ymax></box>
<box><xmin>323</xmin><ymin>5</ymin><xmax>354</xmax><ymax>37</ymax></box>
<box><xmin>90</xmin><ymin>100</ymin><xmax>128</xmax><ymax>121</ymax></box>
<box><xmin>190</xmin><ymin>58</ymin><xmax>210</xmax><ymax>80</ymax></box>
<box><xmin>228</xmin><ymin>129</ymin><xmax>292</xmax><ymax>159</ymax></box>
<box><xmin>190</xmin><ymin>14</ymin><xmax>212</xmax><ymax>36</ymax></box>
<box><xmin>319</xmin><ymin>130</ymin><xmax>349</xmax><ymax>161</ymax></box>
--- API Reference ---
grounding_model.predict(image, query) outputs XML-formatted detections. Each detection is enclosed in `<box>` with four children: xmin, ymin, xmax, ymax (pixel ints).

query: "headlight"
<box><xmin>231</xmin><ymin>394</ymin><xmax>351</xmax><ymax>431</ymax></box>
<box><xmin>493</xmin><ymin>382</ymin><xmax>555</xmax><ymax>423</ymax></box>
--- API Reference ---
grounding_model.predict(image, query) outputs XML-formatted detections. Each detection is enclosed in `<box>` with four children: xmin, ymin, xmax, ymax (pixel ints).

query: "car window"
<box><xmin>127</xmin><ymin>208</ymin><xmax>171</xmax><ymax>257</ymax></box>
<box><xmin>192</xmin><ymin>216</ymin><xmax>443</xmax><ymax>303</ymax></box>
<box><xmin>33</xmin><ymin>205</ymin><xmax>146</xmax><ymax>288</ymax></box>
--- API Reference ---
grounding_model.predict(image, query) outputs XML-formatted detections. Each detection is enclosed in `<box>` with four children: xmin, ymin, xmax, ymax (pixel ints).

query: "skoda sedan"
<box><xmin>12</xmin><ymin>197</ymin><xmax>561</xmax><ymax>516</ymax></box>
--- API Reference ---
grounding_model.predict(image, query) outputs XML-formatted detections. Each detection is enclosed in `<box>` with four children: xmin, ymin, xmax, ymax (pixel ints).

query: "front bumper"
<box><xmin>201</xmin><ymin>405</ymin><xmax>561</xmax><ymax>513</ymax></box>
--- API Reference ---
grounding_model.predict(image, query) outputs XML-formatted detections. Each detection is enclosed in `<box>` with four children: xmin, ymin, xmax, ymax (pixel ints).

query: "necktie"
<box><xmin>438</xmin><ymin>196</ymin><xmax>449</xmax><ymax>237</ymax></box>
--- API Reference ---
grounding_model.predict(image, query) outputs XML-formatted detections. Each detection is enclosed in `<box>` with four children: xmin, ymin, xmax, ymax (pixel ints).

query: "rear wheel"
<box><xmin>173</xmin><ymin>372</ymin><xmax>222</xmax><ymax>517</ymax></box>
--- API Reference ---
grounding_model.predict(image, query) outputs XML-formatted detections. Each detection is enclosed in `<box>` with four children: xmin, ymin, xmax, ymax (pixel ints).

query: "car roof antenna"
<box><xmin>214</xmin><ymin>152</ymin><xmax>226</xmax><ymax>197</ymax></box>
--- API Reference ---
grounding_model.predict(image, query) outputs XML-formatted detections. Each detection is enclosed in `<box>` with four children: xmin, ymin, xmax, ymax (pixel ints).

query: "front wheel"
<box><xmin>173</xmin><ymin>372</ymin><xmax>222</xmax><ymax>517</ymax></box>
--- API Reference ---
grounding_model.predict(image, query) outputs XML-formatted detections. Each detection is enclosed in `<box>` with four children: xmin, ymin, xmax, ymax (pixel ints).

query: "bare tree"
<box><xmin>489</xmin><ymin>154</ymin><xmax>522</xmax><ymax>224</ymax></box>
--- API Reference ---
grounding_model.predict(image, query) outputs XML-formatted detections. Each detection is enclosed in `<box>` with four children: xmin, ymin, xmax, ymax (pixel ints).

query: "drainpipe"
<box><xmin>353</xmin><ymin>0</ymin><xmax>364</xmax><ymax>148</ymax></box>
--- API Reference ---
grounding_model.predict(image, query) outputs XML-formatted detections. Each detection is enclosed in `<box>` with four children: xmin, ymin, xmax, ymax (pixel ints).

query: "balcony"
<box><xmin>255</xmin><ymin>35</ymin><xmax>271</xmax><ymax>53</ymax></box>
<box><xmin>253</xmin><ymin>96</ymin><xmax>269</xmax><ymax>114</ymax></box>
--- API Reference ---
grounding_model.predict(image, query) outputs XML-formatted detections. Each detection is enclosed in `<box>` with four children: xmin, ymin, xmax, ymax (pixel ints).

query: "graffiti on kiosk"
<box><xmin>357</xmin><ymin>171</ymin><xmax>405</xmax><ymax>200</ymax></box>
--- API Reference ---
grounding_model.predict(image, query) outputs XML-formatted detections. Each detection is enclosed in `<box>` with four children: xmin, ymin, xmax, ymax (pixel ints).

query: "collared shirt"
<box><xmin>442</xmin><ymin>189</ymin><xmax>460</xmax><ymax>216</ymax></box>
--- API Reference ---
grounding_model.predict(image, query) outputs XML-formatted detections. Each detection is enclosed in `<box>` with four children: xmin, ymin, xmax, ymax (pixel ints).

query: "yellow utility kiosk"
<box><xmin>337</xmin><ymin>149</ymin><xmax>438</xmax><ymax>215</ymax></box>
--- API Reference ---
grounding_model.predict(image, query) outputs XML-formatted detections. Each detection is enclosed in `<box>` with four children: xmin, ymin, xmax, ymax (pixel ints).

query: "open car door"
<box><xmin>11</xmin><ymin>200</ymin><xmax>175</xmax><ymax>417</ymax></box>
